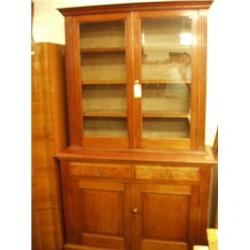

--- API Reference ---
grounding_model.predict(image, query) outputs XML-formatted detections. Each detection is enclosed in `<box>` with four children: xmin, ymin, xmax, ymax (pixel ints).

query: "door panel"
<box><xmin>78</xmin><ymin>181</ymin><xmax>131</xmax><ymax>249</ymax></box>
<box><xmin>143</xmin><ymin>193</ymin><xmax>189</xmax><ymax>241</ymax></box>
<box><xmin>134</xmin><ymin>183</ymin><xmax>200</xmax><ymax>250</ymax></box>
<box><xmin>133</xmin><ymin>11</ymin><xmax>199</xmax><ymax>150</ymax></box>
<box><xmin>80</xmin><ymin>189</ymin><xmax>123</xmax><ymax>235</ymax></box>
<box><xmin>76</xmin><ymin>13</ymin><xmax>134</xmax><ymax>148</ymax></box>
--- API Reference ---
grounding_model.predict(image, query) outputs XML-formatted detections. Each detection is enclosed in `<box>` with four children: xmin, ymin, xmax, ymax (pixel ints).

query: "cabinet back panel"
<box><xmin>84</xmin><ymin>117</ymin><xmax>127</xmax><ymax>137</ymax></box>
<box><xmin>142</xmin><ymin>84</ymin><xmax>189</xmax><ymax>113</ymax></box>
<box><xmin>82</xmin><ymin>85</ymin><xmax>127</xmax><ymax>113</ymax></box>
<box><xmin>81</xmin><ymin>53</ymin><xmax>126</xmax><ymax>82</ymax></box>
<box><xmin>143</xmin><ymin>118</ymin><xmax>190</xmax><ymax>138</ymax></box>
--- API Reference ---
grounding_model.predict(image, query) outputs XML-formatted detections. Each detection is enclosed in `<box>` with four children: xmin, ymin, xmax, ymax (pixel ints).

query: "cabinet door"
<box><xmin>65</xmin><ymin>13</ymin><xmax>134</xmax><ymax>148</ymax></box>
<box><xmin>133</xmin><ymin>10</ymin><xmax>205</xmax><ymax>150</ymax></box>
<box><xmin>133</xmin><ymin>183</ymin><xmax>200</xmax><ymax>250</ymax></box>
<box><xmin>60</xmin><ymin>161</ymin><xmax>132</xmax><ymax>250</ymax></box>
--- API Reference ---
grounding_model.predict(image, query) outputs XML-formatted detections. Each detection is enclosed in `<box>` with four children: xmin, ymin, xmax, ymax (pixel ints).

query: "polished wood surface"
<box><xmin>59</xmin><ymin>1</ymin><xmax>212</xmax><ymax>16</ymax></box>
<box><xmin>32</xmin><ymin>43</ymin><xmax>67</xmax><ymax>250</ymax></box>
<box><xmin>59</xmin><ymin>159</ymin><xmax>213</xmax><ymax>249</ymax></box>
<box><xmin>56</xmin><ymin>2</ymin><xmax>215</xmax><ymax>250</ymax></box>
<box><xmin>60</xmin><ymin>161</ymin><xmax>131</xmax><ymax>249</ymax></box>
<box><xmin>65</xmin><ymin>17</ymin><xmax>83</xmax><ymax>147</ymax></box>
<box><xmin>135</xmin><ymin>165</ymin><xmax>200</xmax><ymax>181</ymax></box>
<box><xmin>56</xmin><ymin>146</ymin><xmax>216</xmax><ymax>165</ymax></box>
<box><xmin>69</xmin><ymin>162</ymin><xmax>132</xmax><ymax>179</ymax></box>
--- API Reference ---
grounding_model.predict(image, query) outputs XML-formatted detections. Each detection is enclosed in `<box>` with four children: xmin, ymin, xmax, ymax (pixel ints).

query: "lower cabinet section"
<box><xmin>60</xmin><ymin>161</ymin><xmax>211</xmax><ymax>250</ymax></box>
<box><xmin>61</xmin><ymin>162</ymin><xmax>131</xmax><ymax>249</ymax></box>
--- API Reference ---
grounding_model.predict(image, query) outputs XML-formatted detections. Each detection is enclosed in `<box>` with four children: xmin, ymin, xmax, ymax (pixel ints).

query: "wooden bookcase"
<box><xmin>55</xmin><ymin>2</ymin><xmax>217</xmax><ymax>250</ymax></box>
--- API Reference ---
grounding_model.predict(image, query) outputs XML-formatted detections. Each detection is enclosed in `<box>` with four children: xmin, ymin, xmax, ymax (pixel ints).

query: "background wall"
<box><xmin>33</xmin><ymin>0</ymin><xmax>218</xmax><ymax>146</ymax></box>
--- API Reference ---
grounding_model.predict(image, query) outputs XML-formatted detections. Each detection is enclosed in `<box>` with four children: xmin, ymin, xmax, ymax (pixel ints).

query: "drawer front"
<box><xmin>69</xmin><ymin>162</ymin><xmax>132</xmax><ymax>180</ymax></box>
<box><xmin>135</xmin><ymin>165</ymin><xmax>200</xmax><ymax>182</ymax></box>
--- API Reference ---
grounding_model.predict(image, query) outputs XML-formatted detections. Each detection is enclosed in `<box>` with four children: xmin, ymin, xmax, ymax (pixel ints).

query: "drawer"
<box><xmin>135</xmin><ymin>165</ymin><xmax>200</xmax><ymax>182</ymax></box>
<box><xmin>69</xmin><ymin>162</ymin><xmax>132</xmax><ymax>180</ymax></box>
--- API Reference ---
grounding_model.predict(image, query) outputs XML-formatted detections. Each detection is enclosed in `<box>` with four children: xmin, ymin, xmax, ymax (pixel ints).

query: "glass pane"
<box><xmin>80</xmin><ymin>22</ymin><xmax>124</xmax><ymax>49</ymax></box>
<box><xmin>79</xmin><ymin>20</ymin><xmax>127</xmax><ymax>138</ymax></box>
<box><xmin>142</xmin><ymin>84</ymin><xmax>189</xmax><ymax>113</ymax></box>
<box><xmin>84</xmin><ymin>118</ymin><xmax>127</xmax><ymax>137</ymax></box>
<box><xmin>141</xmin><ymin>17</ymin><xmax>192</xmax><ymax>140</ymax></box>
<box><xmin>82</xmin><ymin>85</ymin><xmax>126</xmax><ymax>114</ymax></box>
<box><xmin>143</xmin><ymin>118</ymin><xmax>190</xmax><ymax>139</ymax></box>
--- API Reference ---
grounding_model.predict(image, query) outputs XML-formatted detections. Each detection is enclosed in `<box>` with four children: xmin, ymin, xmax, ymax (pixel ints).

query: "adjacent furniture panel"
<box><xmin>32</xmin><ymin>43</ymin><xmax>67</xmax><ymax>250</ymax></box>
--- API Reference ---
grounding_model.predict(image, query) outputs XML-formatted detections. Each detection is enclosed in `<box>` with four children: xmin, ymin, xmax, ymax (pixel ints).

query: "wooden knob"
<box><xmin>95</xmin><ymin>169</ymin><xmax>101</xmax><ymax>176</ymax></box>
<box><xmin>132</xmin><ymin>208</ymin><xmax>139</xmax><ymax>214</ymax></box>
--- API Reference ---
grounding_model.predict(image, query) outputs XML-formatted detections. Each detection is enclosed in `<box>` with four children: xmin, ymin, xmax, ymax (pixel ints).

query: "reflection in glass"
<box><xmin>141</xmin><ymin>17</ymin><xmax>192</xmax><ymax>140</ymax></box>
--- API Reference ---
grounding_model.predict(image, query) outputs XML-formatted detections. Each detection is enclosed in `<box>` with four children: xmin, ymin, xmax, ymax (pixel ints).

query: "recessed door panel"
<box><xmin>134</xmin><ymin>183</ymin><xmax>200</xmax><ymax>250</ymax></box>
<box><xmin>143</xmin><ymin>193</ymin><xmax>189</xmax><ymax>241</ymax></box>
<box><xmin>80</xmin><ymin>189</ymin><xmax>123</xmax><ymax>235</ymax></box>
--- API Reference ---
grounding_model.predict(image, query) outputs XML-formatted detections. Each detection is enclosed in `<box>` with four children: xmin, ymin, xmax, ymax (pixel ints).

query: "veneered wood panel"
<box><xmin>32</xmin><ymin>43</ymin><xmax>67</xmax><ymax>250</ymax></box>
<box><xmin>135</xmin><ymin>165</ymin><xmax>200</xmax><ymax>182</ymax></box>
<box><xmin>80</xmin><ymin>189</ymin><xmax>123</xmax><ymax>235</ymax></box>
<box><xmin>59</xmin><ymin>1</ymin><xmax>212</xmax><ymax>17</ymax></box>
<box><xmin>196</xmin><ymin>167</ymin><xmax>212</xmax><ymax>244</ymax></box>
<box><xmin>134</xmin><ymin>182</ymin><xmax>201</xmax><ymax>250</ymax></box>
<box><xmin>143</xmin><ymin>193</ymin><xmax>189</xmax><ymax>241</ymax></box>
<box><xmin>141</xmin><ymin>138</ymin><xmax>191</xmax><ymax>151</ymax></box>
<box><xmin>32</xmin><ymin>167</ymin><xmax>60</xmax><ymax>209</ymax></box>
<box><xmin>64</xmin><ymin>244</ymin><xmax>110</xmax><ymax>250</ymax></box>
<box><xmin>55</xmin><ymin>146</ymin><xmax>217</xmax><ymax>165</ymax></box>
<box><xmin>83</xmin><ymin>137</ymin><xmax>128</xmax><ymax>149</ymax></box>
<box><xmin>69</xmin><ymin>162</ymin><xmax>132</xmax><ymax>180</ymax></box>
<box><xmin>60</xmin><ymin>162</ymin><xmax>82</xmax><ymax>244</ymax></box>
<box><xmin>82</xmin><ymin>233</ymin><xmax>124</xmax><ymax>249</ymax></box>
<box><xmin>32</xmin><ymin>208</ymin><xmax>63</xmax><ymax>250</ymax></box>
<box><xmin>65</xmin><ymin>17</ymin><xmax>83</xmax><ymax>146</ymax></box>
<box><xmin>190</xmin><ymin>11</ymin><xmax>207</xmax><ymax>150</ymax></box>
<box><xmin>141</xmin><ymin>239</ymin><xmax>187</xmax><ymax>250</ymax></box>
<box><xmin>60</xmin><ymin>161</ymin><xmax>132</xmax><ymax>249</ymax></box>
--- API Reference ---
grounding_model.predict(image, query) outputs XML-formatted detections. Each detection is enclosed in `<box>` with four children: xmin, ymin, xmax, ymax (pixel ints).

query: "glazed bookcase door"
<box><xmin>134</xmin><ymin>11</ymin><xmax>199</xmax><ymax>150</ymax></box>
<box><xmin>77</xmin><ymin>14</ymin><xmax>132</xmax><ymax>148</ymax></box>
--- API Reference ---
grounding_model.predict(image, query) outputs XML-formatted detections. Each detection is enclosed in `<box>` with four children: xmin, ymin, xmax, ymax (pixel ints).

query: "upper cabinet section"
<box><xmin>59</xmin><ymin>1</ymin><xmax>212</xmax><ymax>151</ymax></box>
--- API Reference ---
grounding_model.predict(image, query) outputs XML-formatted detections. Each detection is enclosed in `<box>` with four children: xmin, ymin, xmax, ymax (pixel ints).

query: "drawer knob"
<box><xmin>132</xmin><ymin>208</ymin><xmax>139</xmax><ymax>214</ymax></box>
<box><xmin>96</xmin><ymin>169</ymin><xmax>102</xmax><ymax>176</ymax></box>
<box><xmin>161</xmin><ymin>170</ymin><xmax>172</xmax><ymax>178</ymax></box>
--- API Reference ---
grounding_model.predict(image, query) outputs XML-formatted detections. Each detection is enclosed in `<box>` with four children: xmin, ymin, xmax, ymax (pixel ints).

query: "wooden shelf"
<box><xmin>81</xmin><ymin>80</ymin><xmax>126</xmax><ymax>85</ymax></box>
<box><xmin>142</xmin><ymin>112</ymin><xmax>190</xmax><ymax>119</ymax></box>
<box><xmin>142</xmin><ymin>45</ymin><xmax>192</xmax><ymax>50</ymax></box>
<box><xmin>141</xmin><ymin>79</ymin><xmax>191</xmax><ymax>85</ymax></box>
<box><xmin>83</xmin><ymin>111</ymin><xmax>127</xmax><ymax>118</ymax></box>
<box><xmin>80</xmin><ymin>47</ymin><xmax>125</xmax><ymax>53</ymax></box>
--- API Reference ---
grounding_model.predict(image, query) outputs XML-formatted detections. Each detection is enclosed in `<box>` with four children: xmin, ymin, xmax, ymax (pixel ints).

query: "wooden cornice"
<box><xmin>58</xmin><ymin>1</ymin><xmax>213</xmax><ymax>16</ymax></box>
